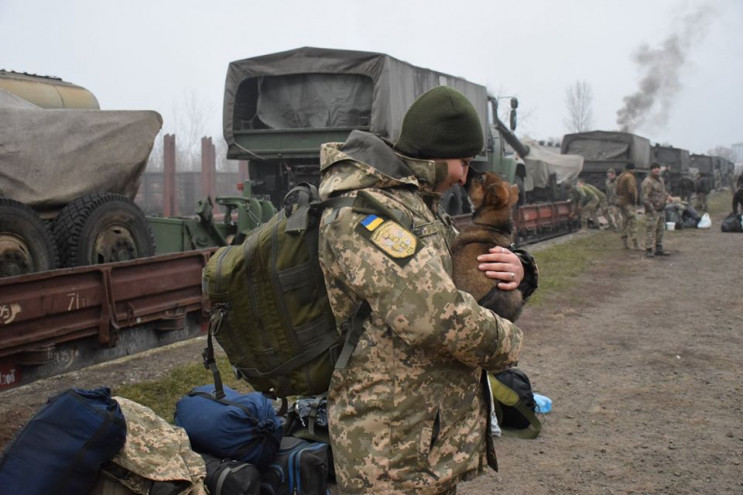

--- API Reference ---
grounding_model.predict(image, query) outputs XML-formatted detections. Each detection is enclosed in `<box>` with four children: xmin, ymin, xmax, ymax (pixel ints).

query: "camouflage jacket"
<box><xmin>317</xmin><ymin>130</ymin><xmax>523</xmax><ymax>494</ymax></box>
<box><xmin>641</xmin><ymin>175</ymin><xmax>668</xmax><ymax>212</ymax></box>
<box><xmin>605</xmin><ymin>178</ymin><xmax>618</xmax><ymax>205</ymax></box>
<box><xmin>616</xmin><ymin>171</ymin><xmax>638</xmax><ymax>206</ymax></box>
<box><xmin>583</xmin><ymin>183</ymin><xmax>607</xmax><ymax>205</ymax></box>
<box><xmin>99</xmin><ymin>397</ymin><xmax>207</xmax><ymax>495</ymax></box>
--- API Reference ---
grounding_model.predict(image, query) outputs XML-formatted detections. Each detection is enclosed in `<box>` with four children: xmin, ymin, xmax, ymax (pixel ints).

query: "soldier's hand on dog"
<box><xmin>477</xmin><ymin>246</ymin><xmax>524</xmax><ymax>291</ymax></box>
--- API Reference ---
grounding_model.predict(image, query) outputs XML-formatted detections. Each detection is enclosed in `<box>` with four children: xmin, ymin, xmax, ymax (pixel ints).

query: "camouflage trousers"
<box><xmin>695</xmin><ymin>193</ymin><xmax>708</xmax><ymax>213</ymax></box>
<box><xmin>645</xmin><ymin>208</ymin><xmax>665</xmax><ymax>249</ymax></box>
<box><xmin>619</xmin><ymin>203</ymin><xmax>637</xmax><ymax>242</ymax></box>
<box><xmin>597</xmin><ymin>200</ymin><xmax>615</xmax><ymax>229</ymax></box>
<box><xmin>607</xmin><ymin>204</ymin><xmax>621</xmax><ymax>230</ymax></box>
<box><xmin>580</xmin><ymin>198</ymin><xmax>599</xmax><ymax>229</ymax></box>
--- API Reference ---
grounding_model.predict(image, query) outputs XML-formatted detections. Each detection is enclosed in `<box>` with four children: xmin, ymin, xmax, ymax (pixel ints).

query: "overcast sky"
<box><xmin>1</xmin><ymin>0</ymin><xmax>741</xmax><ymax>156</ymax></box>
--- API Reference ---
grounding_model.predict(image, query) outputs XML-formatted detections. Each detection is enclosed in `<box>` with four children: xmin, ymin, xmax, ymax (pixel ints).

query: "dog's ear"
<box><xmin>486</xmin><ymin>180</ymin><xmax>509</xmax><ymax>208</ymax></box>
<box><xmin>508</xmin><ymin>184</ymin><xmax>520</xmax><ymax>207</ymax></box>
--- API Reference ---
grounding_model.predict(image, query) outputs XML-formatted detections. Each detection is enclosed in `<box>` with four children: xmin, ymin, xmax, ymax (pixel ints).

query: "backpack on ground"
<box><xmin>203</xmin><ymin>454</ymin><xmax>261</xmax><ymax>495</ymax></box>
<box><xmin>174</xmin><ymin>384</ymin><xmax>283</xmax><ymax>469</ymax></box>
<box><xmin>259</xmin><ymin>436</ymin><xmax>331</xmax><ymax>495</ymax></box>
<box><xmin>201</xmin><ymin>183</ymin><xmax>367</xmax><ymax>404</ymax></box>
<box><xmin>0</xmin><ymin>387</ymin><xmax>127</xmax><ymax>495</ymax></box>
<box><xmin>489</xmin><ymin>369</ymin><xmax>542</xmax><ymax>439</ymax></box>
<box><xmin>721</xmin><ymin>212</ymin><xmax>743</xmax><ymax>233</ymax></box>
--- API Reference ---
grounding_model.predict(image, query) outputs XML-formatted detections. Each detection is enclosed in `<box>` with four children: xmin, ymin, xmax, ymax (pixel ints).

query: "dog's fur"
<box><xmin>451</xmin><ymin>171</ymin><xmax>524</xmax><ymax>322</ymax></box>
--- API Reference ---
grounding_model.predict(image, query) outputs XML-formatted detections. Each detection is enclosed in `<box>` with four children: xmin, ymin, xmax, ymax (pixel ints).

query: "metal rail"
<box><xmin>0</xmin><ymin>249</ymin><xmax>215</xmax><ymax>390</ymax></box>
<box><xmin>0</xmin><ymin>201</ymin><xmax>576</xmax><ymax>391</ymax></box>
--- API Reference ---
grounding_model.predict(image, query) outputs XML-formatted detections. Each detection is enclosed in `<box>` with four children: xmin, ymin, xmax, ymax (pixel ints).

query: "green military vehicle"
<box><xmin>690</xmin><ymin>153</ymin><xmax>713</xmax><ymax>176</ymax></box>
<box><xmin>561</xmin><ymin>130</ymin><xmax>652</xmax><ymax>192</ymax></box>
<box><xmin>652</xmin><ymin>144</ymin><xmax>690</xmax><ymax>195</ymax></box>
<box><xmin>0</xmin><ymin>70</ymin><xmax>275</xmax><ymax>278</ymax></box>
<box><xmin>223</xmin><ymin>46</ymin><xmax>536</xmax><ymax>215</ymax></box>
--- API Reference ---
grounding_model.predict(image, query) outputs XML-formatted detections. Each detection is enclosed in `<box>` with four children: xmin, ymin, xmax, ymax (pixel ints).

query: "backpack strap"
<box><xmin>335</xmin><ymin>301</ymin><xmax>371</xmax><ymax>370</ymax></box>
<box><xmin>285</xmin><ymin>184</ymin><xmax>318</xmax><ymax>233</ymax></box>
<box><xmin>203</xmin><ymin>307</ymin><xmax>227</xmax><ymax>400</ymax></box>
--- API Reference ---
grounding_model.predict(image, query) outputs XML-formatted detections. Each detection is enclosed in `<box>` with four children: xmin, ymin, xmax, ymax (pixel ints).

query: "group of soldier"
<box><xmin>568</xmin><ymin>161</ymin><xmax>674</xmax><ymax>257</ymax></box>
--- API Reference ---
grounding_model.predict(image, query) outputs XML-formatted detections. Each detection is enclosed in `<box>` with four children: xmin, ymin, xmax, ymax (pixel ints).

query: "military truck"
<box><xmin>0</xmin><ymin>71</ymin><xmax>164</xmax><ymax>277</ymax></box>
<box><xmin>690</xmin><ymin>153</ymin><xmax>713</xmax><ymax>176</ymax></box>
<box><xmin>223</xmin><ymin>46</ymin><xmax>582</xmax><ymax>216</ymax></box>
<box><xmin>652</xmin><ymin>144</ymin><xmax>690</xmax><ymax>195</ymax></box>
<box><xmin>1</xmin><ymin>71</ymin><xmax>274</xmax><ymax>278</ymax></box>
<box><xmin>561</xmin><ymin>130</ymin><xmax>652</xmax><ymax>192</ymax></box>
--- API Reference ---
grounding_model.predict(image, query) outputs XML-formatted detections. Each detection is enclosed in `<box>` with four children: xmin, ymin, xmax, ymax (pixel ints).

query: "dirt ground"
<box><xmin>1</xmin><ymin>205</ymin><xmax>741</xmax><ymax>494</ymax></box>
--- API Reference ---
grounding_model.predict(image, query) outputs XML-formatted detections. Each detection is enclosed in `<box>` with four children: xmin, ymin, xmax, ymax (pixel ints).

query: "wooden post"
<box><xmin>238</xmin><ymin>160</ymin><xmax>249</xmax><ymax>184</ymax></box>
<box><xmin>201</xmin><ymin>137</ymin><xmax>216</xmax><ymax>205</ymax></box>
<box><xmin>163</xmin><ymin>134</ymin><xmax>178</xmax><ymax>216</ymax></box>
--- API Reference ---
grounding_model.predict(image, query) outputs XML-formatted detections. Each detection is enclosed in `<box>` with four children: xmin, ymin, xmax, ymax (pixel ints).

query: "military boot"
<box><xmin>646</xmin><ymin>248</ymin><xmax>655</xmax><ymax>258</ymax></box>
<box><xmin>655</xmin><ymin>245</ymin><xmax>669</xmax><ymax>256</ymax></box>
<box><xmin>622</xmin><ymin>237</ymin><xmax>629</xmax><ymax>249</ymax></box>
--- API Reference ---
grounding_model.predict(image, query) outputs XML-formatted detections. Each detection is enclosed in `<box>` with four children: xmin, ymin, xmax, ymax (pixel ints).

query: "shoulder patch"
<box><xmin>357</xmin><ymin>215</ymin><xmax>420</xmax><ymax>262</ymax></box>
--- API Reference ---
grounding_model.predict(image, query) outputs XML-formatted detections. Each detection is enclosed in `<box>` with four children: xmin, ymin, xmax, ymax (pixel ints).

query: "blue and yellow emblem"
<box><xmin>359</xmin><ymin>214</ymin><xmax>418</xmax><ymax>260</ymax></box>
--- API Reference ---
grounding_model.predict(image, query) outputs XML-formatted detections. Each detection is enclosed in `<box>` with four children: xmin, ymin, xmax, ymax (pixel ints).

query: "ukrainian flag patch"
<box><xmin>361</xmin><ymin>214</ymin><xmax>384</xmax><ymax>231</ymax></box>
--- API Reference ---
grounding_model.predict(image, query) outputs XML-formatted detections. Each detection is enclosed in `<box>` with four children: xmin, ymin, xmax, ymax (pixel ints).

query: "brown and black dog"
<box><xmin>451</xmin><ymin>171</ymin><xmax>524</xmax><ymax>322</ymax></box>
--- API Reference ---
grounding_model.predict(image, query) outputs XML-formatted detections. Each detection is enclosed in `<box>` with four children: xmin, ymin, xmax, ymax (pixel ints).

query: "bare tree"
<box><xmin>564</xmin><ymin>80</ymin><xmax>594</xmax><ymax>133</ymax></box>
<box><xmin>707</xmin><ymin>145</ymin><xmax>736</xmax><ymax>162</ymax></box>
<box><xmin>170</xmin><ymin>91</ymin><xmax>212</xmax><ymax>171</ymax></box>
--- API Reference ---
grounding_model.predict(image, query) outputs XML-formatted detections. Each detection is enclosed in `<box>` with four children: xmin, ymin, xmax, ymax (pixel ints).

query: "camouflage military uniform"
<box><xmin>584</xmin><ymin>183</ymin><xmax>614</xmax><ymax>229</ymax></box>
<box><xmin>616</xmin><ymin>170</ymin><xmax>639</xmax><ymax>247</ymax></box>
<box><xmin>569</xmin><ymin>184</ymin><xmax>599</xmax><ymax>229</ymax></box>
<box><xmin>317</xmin><ymin>131</ymin><xmax>524</xmax><ymax>494</ymax></box>
<box><xmin>641</xmin><ymin>174</ymin><xmax>668</xmax><ymax>252</ymax></box>
<box><xmin>695</xmin><ymin>174</ymin><xmax>710</xmax><ymax>213</ymax></box>
<box><xmin>605</xmin><ymin>175</ymin><xmax>621</xmax><ymax>230</ymax></box>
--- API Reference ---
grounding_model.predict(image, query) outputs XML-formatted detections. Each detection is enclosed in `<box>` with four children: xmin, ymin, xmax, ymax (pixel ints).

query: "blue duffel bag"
<box><xmin>0</xmin><ymin>386</ymin><xmax>127</xmax><ymax>495</ymax></box>
<box><xmin>174</xmin><ymin>384</ymin><xmax>283</xmax><ymax>469</ymax></box>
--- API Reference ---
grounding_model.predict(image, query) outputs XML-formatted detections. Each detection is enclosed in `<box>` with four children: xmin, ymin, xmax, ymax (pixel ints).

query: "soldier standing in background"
<box><xmin>317</xmin><ymin>86</ymin><xmax>538</xmax><ymax>494</ymax></box>
<box><xmin>605</xmin><ymin>168</ymin><xmax>621</xmax><ymax>231</ymax></box>
<box><xmin>616</xmin><ymin>162</ymin><xmax>639</xmax><ymax>249</ymax></box>
<box><xmin>678</xmin><ymin>172</ymin><xmax>695</xmax><ymax>203</ymax></box>
<box><xmin>641</xmin><ymin>162</ymin><xmax>673</xmax><ymax>257</ymax></box>
<box><xmin>732</xmin><ymin>180</ymin><xmax>743</xmax><ymax>215</ymax></box>
<box><xmin>695</xmin><ymin>172</ymin><xmax>710</xmax><ymax>213</ymax></box>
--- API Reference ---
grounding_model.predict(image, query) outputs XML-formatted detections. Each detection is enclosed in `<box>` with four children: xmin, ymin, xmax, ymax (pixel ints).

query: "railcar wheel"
<box><xmin>53</xmin><ymin>193</ymin><xmax>155</xmax><ymax>267</ymax></box>
<box><xmin>0</xmin><ymin>198</ymin><xmax>58</xmax><ymax>277</ymax></box>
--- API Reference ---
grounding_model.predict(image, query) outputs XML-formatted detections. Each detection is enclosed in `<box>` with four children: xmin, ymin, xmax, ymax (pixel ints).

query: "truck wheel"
<box><xmin>53</xmin><ymin>193</ymin><xmax>155</xmax><ymax>267</ymax></box>
<box><xmin>441</xmin><ymin>186</ymin><xmax>466</xmax><ymax>215</ymax></box>
<box><xmin>514</xmin><ymin>176</ymin><xmax>526</xmax><ymax>206</ymax></box>
<box><xmin>0</xmin><ymin>198</ymin><xmax>59</xmax><ymax>277</ymax></box>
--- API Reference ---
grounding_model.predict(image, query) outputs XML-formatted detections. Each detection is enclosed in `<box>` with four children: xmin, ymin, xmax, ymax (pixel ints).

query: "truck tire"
<box><xmin>441</xmin><ymin>185</ymin><xmax>471</xmax><ymax>215</ymax></box>
<box><xmin>514</xmin><ymin>175</ymin><xmax>526</xmax><ymax>206</ymax></box>
<box><xmin>53</xmin><ymin>193</ymin><xmax>155</xmax><ymax>268</ymax></box>
<box><xmin>0</xmin><ymin>198</ymin><xmax>59</xmax><ymax>277</ymax></box>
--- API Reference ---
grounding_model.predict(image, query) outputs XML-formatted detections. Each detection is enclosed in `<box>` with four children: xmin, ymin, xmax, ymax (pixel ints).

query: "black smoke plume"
<box><xmin>616</xmin><ymin>3</ymin><xmax>717</xmax><ymax>132</ymax></box>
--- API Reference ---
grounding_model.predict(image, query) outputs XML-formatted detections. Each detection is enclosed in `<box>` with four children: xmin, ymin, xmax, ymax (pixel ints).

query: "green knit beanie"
<box><xmin>394</xmin><ymin>86</ymin><xmax>484</xmax><ymax>159</ymax></box>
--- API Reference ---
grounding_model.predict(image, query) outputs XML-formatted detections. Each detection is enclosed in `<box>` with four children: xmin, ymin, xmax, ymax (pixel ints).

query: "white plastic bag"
<box><xmin>697</xmin><ymin>213</ymin><xmax>711</xmax><ymax>229</ymax></box>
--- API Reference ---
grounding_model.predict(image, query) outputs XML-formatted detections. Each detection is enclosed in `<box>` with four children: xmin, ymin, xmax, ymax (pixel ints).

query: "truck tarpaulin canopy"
<box><xmin>561</xmin><ymin>130</ymin><xmax>651</xmax><ymax>169</ymax></box>
<box><xmin>522</xmin><ymin>138</ymin><xmax>583</xmax><ymax>189</ymax></box>
<box><xmin>653</xmin><ymin>145</ymin><xmax>690</xmax><ymax>172</ymax></box>
<box><xmin>0</xmin><ymin>102</ymin><xmax>162</xmax><ymax>217</ymax></box>
<box><xmin>223</xmin><ymin>46</ymin><xmax>488</xmax><ymax>159</ymax></box>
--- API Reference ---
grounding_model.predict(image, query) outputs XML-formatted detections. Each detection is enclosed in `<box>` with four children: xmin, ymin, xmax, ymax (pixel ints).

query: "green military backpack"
<box><xmin>202</xmin><ymin>184</ymin><xmax>365</xmax><ymax>402</ymax></box>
